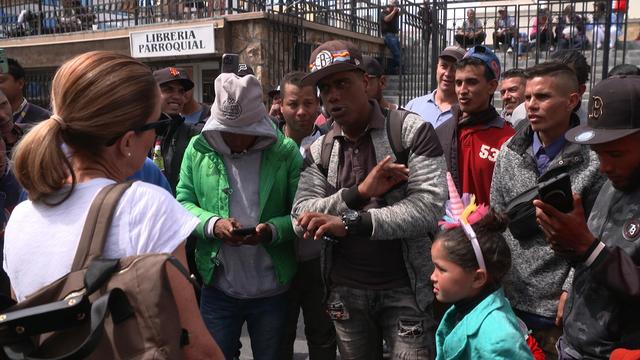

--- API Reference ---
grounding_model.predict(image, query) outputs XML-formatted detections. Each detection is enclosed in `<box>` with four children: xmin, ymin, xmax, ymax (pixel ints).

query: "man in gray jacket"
<box><xmin>535</xmin><ymin>75</ymin><xmax>640</xmax><ymax>359</ymax></box>
<box><xmin>292</xmin><ymin>40</ymin><xmax>447</xmax><ymax>359</ymax></box>
<box><xmin>489</xmin><ymin>62</ymin><xmax>605</xmax><ymax>357</ymax></box>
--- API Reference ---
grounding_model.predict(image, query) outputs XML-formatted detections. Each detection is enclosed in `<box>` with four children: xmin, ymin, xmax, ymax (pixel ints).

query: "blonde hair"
<box><xmin>13</xmin><ymin>51</ymin><xmax>158</xmax><ymax>202</ymax></box>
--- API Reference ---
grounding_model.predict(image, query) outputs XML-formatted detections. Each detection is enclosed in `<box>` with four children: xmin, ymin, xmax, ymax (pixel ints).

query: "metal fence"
<box><xmin>432</xmin><ymin>0</ymin><xmax>632</xmax><ymax>90</ymax></box>
<box><xmin>5</xmin><ymin>0</ymin><xmax>633</xmax><ymax>107</ymax></box>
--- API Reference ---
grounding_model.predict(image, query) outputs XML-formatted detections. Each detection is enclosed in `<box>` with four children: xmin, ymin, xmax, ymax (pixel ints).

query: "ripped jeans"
<box><xmin>327</xmin><ymin>285</ymin><xmax>435</xmax><ymax>360</ymax></box>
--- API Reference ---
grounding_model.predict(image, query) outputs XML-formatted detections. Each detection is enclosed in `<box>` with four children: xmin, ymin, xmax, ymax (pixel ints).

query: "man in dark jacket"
<box><xmin>153</xmin><ymin>67</ymin><xmax>195</xmax><ymax>190</ymax></box>
<box><xmin>535</xmin><ymin>75</ymin><xmax>640</xmax><ymax>359</ymax></box>
<box><xmin>436</xmin><ymin>45</ymin><xmax>514</xmax><ymax>205</ymax></box>
<box><xmin>381</xmin><ymin>0</ymin><xmax>402</xmax><ymax>74</ymax></box>
<box><xmin>0</xmin><ymin>58</ymin><xmax>50</xmax><ymax>130</ymax></box>
<box><xmin>292</xmin><ymin>40</ymin><xmax>447</xmax><ymax>359</ymax></box>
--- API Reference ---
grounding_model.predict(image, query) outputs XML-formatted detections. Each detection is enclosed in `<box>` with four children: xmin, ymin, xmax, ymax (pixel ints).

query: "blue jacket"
<box><xmin>436</xmin><ymin>287</ymin><xmax>534</xmax><ymax>360</ymax></box>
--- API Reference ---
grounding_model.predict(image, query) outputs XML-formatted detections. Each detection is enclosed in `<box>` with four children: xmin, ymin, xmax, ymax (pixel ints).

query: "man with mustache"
<box><xmin>499</xmin><ymin>68</ymin><xmax>526</xmax><ymax>124</ymax></box>
<box><xmin>535</xmin><ymin>75</ymin><xmax>640</xmax><ymax>359</ymax></box>
<box><xmin>292</xmin><ymin>40</ymin><xmax>447</xmax><ymax>359</ymax></box>
<box><xmin>435</xmin><ymin>45</ymin><xmax>514</xmax><ymax>206</ymax></box>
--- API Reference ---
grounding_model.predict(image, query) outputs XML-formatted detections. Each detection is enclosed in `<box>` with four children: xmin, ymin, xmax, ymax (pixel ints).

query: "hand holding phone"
<box><xmin>538</xmin><ymin>173</ymin><xmax>573</xmax><ymax>213</ymax></box>
<box><xmin>221</xmin><ymin>53</ymin><xmax>240</xmax><ymax>74</ymax></box>
<box><xmin>232</xmin><ymin>227</ymin><xmax>257</xmax><ymax>236</ymax></box>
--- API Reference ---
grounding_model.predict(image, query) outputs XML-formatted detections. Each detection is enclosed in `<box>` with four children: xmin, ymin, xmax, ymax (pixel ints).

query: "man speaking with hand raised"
<box><xmin>292</xmin><ymin>40</ymin><xmax>447</xmax><ymax>359</ymax></box>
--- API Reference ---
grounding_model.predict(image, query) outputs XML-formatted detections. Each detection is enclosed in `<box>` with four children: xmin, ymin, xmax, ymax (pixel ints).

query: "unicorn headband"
<box><xmin>438</xmin><ymin>172</ymin><xmax>488</xmax><ymax>270</ymax></box>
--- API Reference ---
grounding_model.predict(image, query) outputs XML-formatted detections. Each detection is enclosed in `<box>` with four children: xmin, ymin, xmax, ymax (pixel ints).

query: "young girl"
<box><xmin>431</xmin><ymin>173</ymin><xmax>535</xmax><ymax>359</ymax></box>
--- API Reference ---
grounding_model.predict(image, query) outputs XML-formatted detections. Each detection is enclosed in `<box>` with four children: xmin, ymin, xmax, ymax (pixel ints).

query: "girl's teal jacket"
<box><xmin>436</xmin><ymin>287</ymin><xmax>534</xmax><ymax>360</ymax></box>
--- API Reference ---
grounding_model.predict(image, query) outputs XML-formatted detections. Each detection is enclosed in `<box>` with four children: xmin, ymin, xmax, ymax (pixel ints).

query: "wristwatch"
<box><xmin>341</xmin><ymin>209</ymin><xmax>362</xmax><ymax>236</ymax></box>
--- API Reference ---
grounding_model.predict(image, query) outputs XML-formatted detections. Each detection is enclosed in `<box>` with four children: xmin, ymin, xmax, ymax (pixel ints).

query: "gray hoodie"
<box><xmin>202</xmin><ymin>116</ymin><xmax>288</xmax><ymax>299</ymax></box>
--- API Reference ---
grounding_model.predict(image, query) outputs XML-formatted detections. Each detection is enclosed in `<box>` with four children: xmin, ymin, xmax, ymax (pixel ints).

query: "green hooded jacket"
<box><xmin>176</xmin><ymin>130</ymin><xmax>301</xmax><ymax>286</ymax></box>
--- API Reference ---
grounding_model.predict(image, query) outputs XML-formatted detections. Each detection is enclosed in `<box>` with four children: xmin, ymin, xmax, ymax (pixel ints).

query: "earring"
<box><xmin>127</xmin><ymin>152</ymin><xmax>131</xmax><ymax>157</ymax></box>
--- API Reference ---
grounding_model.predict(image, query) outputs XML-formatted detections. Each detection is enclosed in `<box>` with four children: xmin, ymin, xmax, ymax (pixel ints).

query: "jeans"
<box><xmin>454</xmin><ymin>32</ymin><xmax>486</xmax><ymax>48</ymax></box>
<box><xmin>279</xmin><ymin>257</ymin><xmax>337</xmax><ymax>360</ymax></box>
<box><xmin>200</xmin><ymin>286</ymin><xmax>288</xmax><ymax>360</ymax></box>
<box><xmin>493</xmin><ymin>32</ymin><xmax>513</xmax><ymax>49</ymax></box>
<box><xmin>383</xmin><ymin>32</ymin><xmax>401</xmax><ymax>74</ymax></box>
<box><xmin>327</xmin><ymin>285</ymin><xmax>435</xmax><ymax>360</ymax></box>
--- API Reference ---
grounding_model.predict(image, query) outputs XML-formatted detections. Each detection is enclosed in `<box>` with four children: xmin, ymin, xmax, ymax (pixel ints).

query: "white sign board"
<box><xmin>130</xmin><ymin>25</ymin><xmax>215</xmax><ymax>58</ymax></box>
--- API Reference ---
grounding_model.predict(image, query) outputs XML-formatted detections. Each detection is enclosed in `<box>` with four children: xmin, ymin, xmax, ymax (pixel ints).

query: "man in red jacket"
<box><xmin>435</xmin><ymin>45</ymin><xmax>514</xmax><ymax>205</ymax></box>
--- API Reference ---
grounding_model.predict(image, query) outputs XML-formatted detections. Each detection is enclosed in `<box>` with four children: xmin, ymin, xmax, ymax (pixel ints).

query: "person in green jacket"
<box><xmin>176</xmin><ymin>71</ymin><xmax>302</xmax><ymax>360</ymax></box>
<box><xmin>431</xmin><ymin>175</ymin><xmax>534</xmax><ymax>360</ymax></box>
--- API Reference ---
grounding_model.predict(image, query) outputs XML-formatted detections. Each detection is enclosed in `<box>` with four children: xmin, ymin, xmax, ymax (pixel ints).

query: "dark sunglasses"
<box><xmin>105</xmin><ymin>112</ymin><xmax>173</xmax><ymax>146</ymax></box>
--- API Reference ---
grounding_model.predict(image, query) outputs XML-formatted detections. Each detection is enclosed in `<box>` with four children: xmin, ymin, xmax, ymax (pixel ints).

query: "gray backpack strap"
<box><xmin>71</xmin><ymin>181</ymin><xmax>135</xmax><ymax>271</ymax></box>
<box><xmin>320</xmin><ymin>109</ymin><xmax>410</xmax><ymax>175</ymax></box>
<box><xmin>387</xmin><ymin>109</ymin><xmax>410</xmax><ymax>165</ymax></box>
<box><xmin>318</xmin><ymin>133</ymin><xmax>335</xmax><ymax>177</ymax></box>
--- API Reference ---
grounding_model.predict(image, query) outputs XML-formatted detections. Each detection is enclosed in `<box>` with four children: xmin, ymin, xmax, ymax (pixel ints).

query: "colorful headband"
<box><xmin>438</xmin><ymin>172</ymin><xmax>488</xmax><ymax>270</ymax></box>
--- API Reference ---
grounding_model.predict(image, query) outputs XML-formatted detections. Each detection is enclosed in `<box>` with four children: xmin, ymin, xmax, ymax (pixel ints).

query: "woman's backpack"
<box><xmin>0</xmin><ymin>182</ymin><xmax>191</xmax><ymax>359</ymax></box>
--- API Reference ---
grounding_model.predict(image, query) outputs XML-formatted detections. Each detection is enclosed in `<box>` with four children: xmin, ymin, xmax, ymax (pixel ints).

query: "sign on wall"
<box><xmin>130</xmin><ymin>25</ymin><xmax>215</xmax><ymax>58</ymax></box>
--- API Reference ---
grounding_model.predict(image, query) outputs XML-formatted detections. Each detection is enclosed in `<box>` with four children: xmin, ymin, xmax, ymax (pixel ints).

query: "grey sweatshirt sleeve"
<box><xmin>292</xmin><ymin>136</ymin><xmax>351</xmax><ymax>217</ymax></box>
<box><xmin>368</xmin><ymin>117</ymin><xmax>447</xmax><ymax>240</ymax></box>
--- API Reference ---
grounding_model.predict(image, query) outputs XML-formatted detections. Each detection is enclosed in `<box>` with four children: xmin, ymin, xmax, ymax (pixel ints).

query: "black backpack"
<box><xmin>318</xmin><ymin>108</ymin><xmax>411</xmax><ymax>176</ymax></box>
<box><xmin>160</xmin><ymin>114</ymin><xmax>206</xmax><ymax>191</ymax></box>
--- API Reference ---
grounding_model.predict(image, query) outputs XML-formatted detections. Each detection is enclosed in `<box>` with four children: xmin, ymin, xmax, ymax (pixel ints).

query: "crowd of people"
<box><xmin>448</xmin><ymin>1</ymin><xmax>628</xmax><ymax>53</ymax></box>
<box><xmin>0</xmin><ymin>35</ymin><xmax>639</xmax><ymax>360</ymax></box>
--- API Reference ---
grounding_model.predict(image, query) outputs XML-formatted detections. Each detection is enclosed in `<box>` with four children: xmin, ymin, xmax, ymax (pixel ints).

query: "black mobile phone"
<box><xmin>232</xmin><ymin>227</ymin><xmax>257</xmax><ymax>236</ymax></box>
<box><xmin>538</xmin><ymin>173</ymin><xmax>573</xmax><ymax>213</ymax></box>
<box><xmin>221</xmin><ymin>53</ymin><xmax>240</xmax><ymax>74</ymax></box>
<box><xmin>0</xmin><ymin>49</ymin><xmax>8</xmax><ymax>74</ymax></box>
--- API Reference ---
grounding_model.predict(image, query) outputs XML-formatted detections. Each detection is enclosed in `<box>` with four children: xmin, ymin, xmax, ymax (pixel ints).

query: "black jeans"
<box><xmin>454</xmin><ymin>32</ymin><xmax>486</xmax><ymax>48</ymax></box>
<box><xmin>279</xmin><ymin>257</ymin><xmax>337</xmax><ymax>360</ymax></box>
<box><xmin>493</xmin><ymin>31</ymin><xmax>513</xmax><ymax>49</ymax></box>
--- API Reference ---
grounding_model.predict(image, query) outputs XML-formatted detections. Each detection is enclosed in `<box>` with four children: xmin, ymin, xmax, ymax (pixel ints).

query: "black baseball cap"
<box><xmin>236</xmin><ymin>63</ymin><xmax>254</xmax><ymax>77</ymax></box>
<box><xmin>153</xmin><ymin>67</ymin><xmax>194</xmax><ymax>91</ymax></box>
<box><xmin>566</xmin><ymin>75</ymin><xmax>640</xmax><ymax>144</ymax></box>
<box><xmin>302</xmin><ymin>40</ymin><xmax>366</xmax><ymax>86</ymax></box>
<box><xmin>362</xmin><ymin>55</ymin><xmax>384</xmax><ymax>77</ymax></box>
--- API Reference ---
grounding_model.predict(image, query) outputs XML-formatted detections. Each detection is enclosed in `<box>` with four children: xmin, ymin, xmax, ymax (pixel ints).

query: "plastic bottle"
<box><xmin>152</xmin><ymin>140</ymin><xmax>164</xmax><ymax>172</ymax></box>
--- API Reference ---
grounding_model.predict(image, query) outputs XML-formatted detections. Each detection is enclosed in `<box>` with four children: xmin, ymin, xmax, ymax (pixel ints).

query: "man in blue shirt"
<box><xmin>404</xmin><ymin>46</ymin><xmax>465</xmax><ymax>128</ymax></box>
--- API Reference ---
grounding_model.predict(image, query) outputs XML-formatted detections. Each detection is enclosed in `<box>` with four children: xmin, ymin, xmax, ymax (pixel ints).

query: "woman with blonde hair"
<box><xmin>2</xmin><ymin>51</ymin><xmax>222</xmax><ymax>359</ymax></box>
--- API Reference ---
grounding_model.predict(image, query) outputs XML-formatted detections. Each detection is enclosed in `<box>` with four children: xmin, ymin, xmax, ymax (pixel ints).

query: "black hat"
<box><xmin>362</xmin><ymin>55</ymin><xmax>384</xmax><ymax>77</ymax></box>
<box><xmin>236</xmin><ymin>63</ymin><xmax>254</xmax><ymax>77</ymax></box>
<box><xmin>302</xmin><ymin>40</ymin><xmax>366</xmax><ymax>86</ymax></box>
<box><xmin>566</xmin><ymin>75</ymin><xmax>640</xmax><ymax>144</ymax></box>
<box><xmin>153</xmin><ymin>67</ymin><xmax>194</xmax><ymax>91</ymax></box>
<box><xmin>268</xmin><ymin>85</ymin><xmax>281</xmax><ymax>98</ymax></box>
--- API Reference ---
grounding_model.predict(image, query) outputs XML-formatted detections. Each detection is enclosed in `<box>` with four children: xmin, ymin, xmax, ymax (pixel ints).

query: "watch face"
<box><xmin>343</xmin><ymin>210</ymin><xmax>359</xmax><ymax>222</ymax></box>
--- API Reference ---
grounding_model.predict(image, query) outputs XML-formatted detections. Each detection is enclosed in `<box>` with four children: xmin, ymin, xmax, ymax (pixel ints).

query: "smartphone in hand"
<box><xmin>232</xmin><ymin>227</ymin><xmax>257</xmax><ymax>236</ymax></box>
<box><xmin>0</xmin><ymin>49</ymin><xmax>8</xmax><ymax>74</ymax></box>
<box><xmin>221</xmin><ymin>53</ymin><xmax>240</xmax><ymax>74</ymax></box>
<box><xmin>538</xmin><ymin>173</ymin><xmax>573</xmax><ymax>213</ymax></box>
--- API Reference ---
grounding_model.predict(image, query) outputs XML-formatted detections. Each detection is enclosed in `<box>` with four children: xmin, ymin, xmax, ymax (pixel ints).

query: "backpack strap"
<box><xmin>318</xmin><ymin>131</ymin><xmax>335</xmax><ymax>177</ymax></box>
<box><xmin>318</xmin><ymin>109</ymin><xmax>411</xmax><ymax>176</ymax></box>
<box><xmin>386</xmin><ymin>108</ymin><xmax>410</xmax><ymax>166</ymax></box>
<box><xmin>71</xmin><ymin>181</ymin><xmax>135</xmax><ymax>271</ymax></box>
